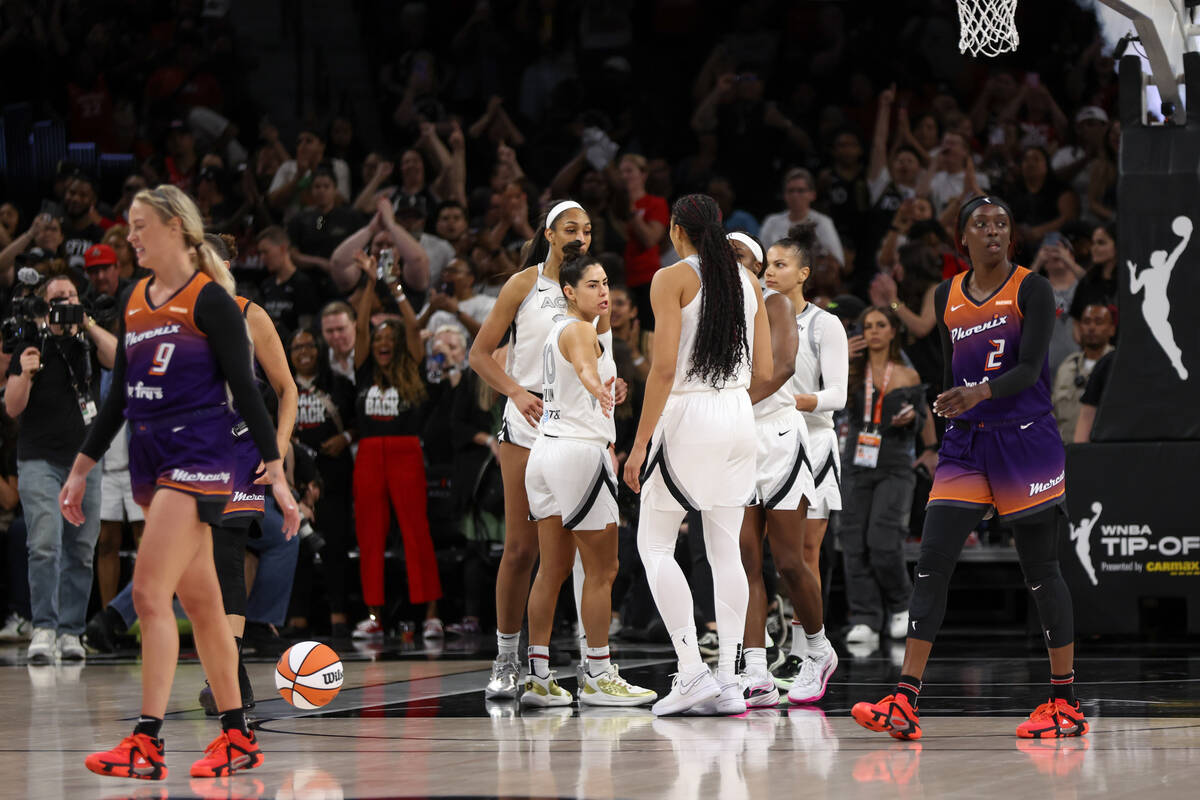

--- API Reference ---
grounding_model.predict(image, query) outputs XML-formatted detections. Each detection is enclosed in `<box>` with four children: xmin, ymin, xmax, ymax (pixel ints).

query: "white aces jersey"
<box><xmin>506</xmin><ymin>263</ymin><xmax>568</xmax><ymax>392</ymax></box>
<box><xmin>753</xmin><ymin>287</ymin><xmax>795</xmax><ymax>420</ymax></box>
<box><xmin>540</xmin><ymin>316</ymin><xmax>616</xmax><ymax>445</ymax></box>
<box><xmin>791</xmin><ymin>301</ymin><xmax>846</xmax><ymax>431</ymax></box>
<box><xmin>672</xmin><ymin>255</ymin><xmax>757</xmax><ymax>394</ymax></box>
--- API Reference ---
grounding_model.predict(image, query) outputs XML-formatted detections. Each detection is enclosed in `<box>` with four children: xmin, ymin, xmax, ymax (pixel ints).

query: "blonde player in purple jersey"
<box><xmin>853</xmin><ymin>195</ymin><xmax>1086</xmax><ymax>742</ymax></box>
<box><xmin>59</xmin><ymin>186</ymin><xmax>300</xmax><ymax>781</ymax></box>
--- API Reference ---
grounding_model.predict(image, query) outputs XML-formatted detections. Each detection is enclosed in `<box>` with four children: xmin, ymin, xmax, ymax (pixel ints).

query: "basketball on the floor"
<box><xmin>275</xmin><ymin>641</ymin><xmax>344</xmax><ymax>709</ymax></box>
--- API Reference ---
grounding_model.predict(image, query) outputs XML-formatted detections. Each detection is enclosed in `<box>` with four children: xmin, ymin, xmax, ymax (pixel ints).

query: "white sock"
<box><xmin>528</xmin><ymin>645</ymin><xmax>550</xmax><ymax>678</ymax></box>
<box><xmin>790</xmin><ymin>621</ymin><xmax>808</xmax><ymax>657</ymax></box>
<box><xmin>497</xmin><ymin>630</ymin><xmax>520</xmax><ymax>657</ymax></box>
<box><xmin>806</xmin><ymin>626</ymin><xmax>830</xmax><ymax>653</ymax></box>
<box><xmin>744</xmin><ymin>647</ymin><xmax>768</xmax><ymax>675</ymax></box>
<box><xmin>701</xmin><ymin>506</ymin><xmax>749</xmax><ymax>679</ymax></box>
<box><xmin>586</xmin><ymin>646</ymin><xmax>610</xmax><ymax>677</ymax></box>
<box><xmin>670</xmin><ymin>625</ymin><xmax>704</xmax><ymax>672</ymax></box>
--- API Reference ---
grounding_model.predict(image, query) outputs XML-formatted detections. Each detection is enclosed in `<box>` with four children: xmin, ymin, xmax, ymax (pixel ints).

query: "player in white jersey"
<box><xmin>521</xmin><ymin>242</ymin><xmax>656</xmax><ymax>708</ymax></box>
<box><xmin>469</xmin><ymin>201</ymin><xmax>625</xmax><ymax>700</ymax></box>
<box><xmin>762</xmin><ymin>224</ymin><xmax>848</xmax><ymax>700</ymax></box>
<box><xmin>727</xmin><ymin>231</ymin><xmax>817</xmax><ymax>708</ymax></box>
<box><xmin>623</xmin><ymin>194</ymin><xmax>772</xmax><ymax>716</ymax></box>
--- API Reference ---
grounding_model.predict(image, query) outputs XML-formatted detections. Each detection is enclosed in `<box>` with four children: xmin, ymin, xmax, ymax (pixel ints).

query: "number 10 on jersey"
<box><xmin>149</xmin><ymin>342</ymin><xmax>176</xmax><ymax>376</ymax></box>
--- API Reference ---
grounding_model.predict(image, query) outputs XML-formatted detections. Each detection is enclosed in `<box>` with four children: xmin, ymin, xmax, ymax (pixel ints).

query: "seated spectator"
<box><xmin>759</xmin><ymin>168</ymin><xmax>844</xmax><ymax>266</ymax></box>
<box><xmin>194</xmin><ymin>166</ymin><xmax>240</xmax><ymax>230</ymax></box>
<box><xmin>1070</xmin><ymin>222</ymin><xmax>1118</xmax><ymax>323</ymax></box>
<box><xmin>320</xmin><ymin>301</ymin><xmax>359</xmax><ymax>383</ymax></box>
<box><xmin>61</xmin><ymin>174</ymin><xmax>109</xmax><ymax>258</ymax></box>
<box><xmin>928</xmin><ymin>131</ymin><xmax>990</xmax><ymax>215</ymax></box>
<box><xmin>100</xmin><ymin>226</ymin><xmax>141</xmax><ymax>282</ymax></box>
<box><xmin>615</xmin><ymin>154</ymin><xmax>668</xmax><ymax>330</ymax></box>
<box><xmin>0</xmin><ymin>203</ymin><xmax>19</xmax><ymax>247</ymax></box>
<box><xmin>416</xmin><ymin>256</ymin><xmax>495</xmax><ymax>344</ymax></box>
<box><xmin>876</xmin><ymin>195</ymin><xmax>935</xmax><ymax>270</ymax></box>
<box><xmin>433</xmin><ymin>200</ymin><xmax>471</xmax><ymax>255</ymax></box>
<box><xmin>1030</xmin><ymin>233</ymin><xmax>1083</xmax><ymax>376</ymax></box>
<box><xmin>286</xmin><ymin>167</ymin><xmax>369</xmax><ymax>274</ymax></box>
<box><xmin>1054</xmin><ymin>303</ymin><xmax>1115</xmax><ymax>444</ymax></box>
<box><xmin>1005</xmin><ymin>145</ymin><xmax>1079</xmax><ymax>263</ymax></box>
<box><xmin>1086</xmin><ymin>120</ymin><xmax>1120</xmax><ymax>222</ymax></box>
<box><xmin>268</xmin><ymin>126</ymin><xmax>352</xmax><ymax>222</ymax></box>
<box><xmin>162</xmin><ymin>120</ymin><xmax>199</xmax><ymax>193</ymax></box>
<box><xmin>870</xmin><ymin>241</ymin><xmax>944</xmax><ymax>389</ymax></box>
<box><xmin>258</xmin><ymin>227</ymin><xmax>322</xmax><ymax>335</ymax></box>
<box><xmin>1051</xmin><ymin>106</ymin><xmax>1109</xmax><ymax>223</ymax></box>
<box><xmin>1074</xmin><ymin>349</ymin><xmax>1115</xmax><ymax>443</ymax></box>
<box><xmin>708</xmin><ymin>176</ymin><xmax>760</xmax><ymax>236</ymax></box>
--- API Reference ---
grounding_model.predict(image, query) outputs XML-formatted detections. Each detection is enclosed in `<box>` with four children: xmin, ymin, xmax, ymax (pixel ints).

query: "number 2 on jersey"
<box><xmin>985</xmin><ymin>338</ymin><xmax>1005</xmax><ymax>371</ymax></box>
<box><xmin>149</xmin><ymin>342</ymin><xmax>176</xmax><ymax>376</ymax></box>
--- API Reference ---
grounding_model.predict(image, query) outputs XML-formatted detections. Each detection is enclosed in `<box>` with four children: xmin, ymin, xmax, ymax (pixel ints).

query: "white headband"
<box><xmin>546</xmin><ymin>200</ymin><xmax>585</xmax><ymax>229</ymax></box>
<box><xmin>727</xmin><ymin>232</ymin><xmax>763</xmax><ymax>265</ymax></box>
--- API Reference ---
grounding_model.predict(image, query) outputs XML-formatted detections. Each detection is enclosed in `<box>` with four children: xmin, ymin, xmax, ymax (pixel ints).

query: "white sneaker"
<box><xmin>578</xmin><ymin>663</ymin><xmax>657</xmax><ymax>707</ymax></box>
<box><xmin>685</xmin><ymin>671</ymin><xmax>747</xmax><ymax>716</ymax></box>
<box><xmin>520</xmin><ymin>672</ymin><xmax>573</xmax><ymax>707</ymax></box>
<box><xmin>0</xmin><ymin>613</ymin><xmax>31</xmax><ymax>642</ymax></box>
<box><xmin>740</xmin><ymin>669</ymin><xmax>780</xmax><ymax>708</ymax></box>
<box><xmin>787</xmin><ymin>647</ymin><xmax>839</xmax><ymax>704</ymax></box>
<box><xmin>888</xmin><ymin>611</ymin><xmax>909</xmax><ymax>640</ymax></box>
<box><xmin>57</xmin><ymin>633</ymin><xmax>86</xmax><ymax>661</ymax></box>
<box><xmin>27</xmin><ymin>628</ymin><xmax>57</xmax><ymax>665</ymax></box>
<box><xmin>352</xmin><ymin>616</ymin><xmax>384</xmax><ymax>639</ymax></box>
<box><xmin>651</xmin><ymin>668</ymin><xmax>721</xmax><ymax>716</ymax></box>
<box><xmin>485</xmin><ymin>652</ymin><xmax>521</xmax><ymax>700</ymax></box>
<box><xmin>845</xmin><ymin>623</ymin><xmax>880</xmax><ymax>646</ymax></box>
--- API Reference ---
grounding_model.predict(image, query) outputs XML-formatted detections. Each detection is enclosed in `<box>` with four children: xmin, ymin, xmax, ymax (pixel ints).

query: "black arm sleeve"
<box><xmin>79</xmin><ymin>313</ymin><xmax>129</xmax><ymax>461</ymax></box>
<box><xmin>986</xmin><ymin>274</ymin><xmax>1055</xmax><ymax>400</ymax></box>
<box><xmin>195</xmin><ymin>284</ymin><xmax>281</xmax><ymax>463</ymax></box>
<box><xmin>933</xmin><ymin>280</ymin><xmax>953</xmax><ymax>392</ymax></box>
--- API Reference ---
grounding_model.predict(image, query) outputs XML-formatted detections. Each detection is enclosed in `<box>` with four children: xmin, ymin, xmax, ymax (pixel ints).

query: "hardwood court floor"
<box><xmin>2</xmin><ymin>635</ymin><xmax>1197</xmax><ymax>799</ymax></box>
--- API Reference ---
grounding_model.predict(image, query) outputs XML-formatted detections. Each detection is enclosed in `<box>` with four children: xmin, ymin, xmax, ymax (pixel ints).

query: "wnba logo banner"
<box><xmin>1095</xmin><ymin>122</ymin><xmax>1200</xmax><ymax>441</ymax></box>
<box><xmin>1063</xmin><ymin>442</ymin><xmax>1200</xmax><ymax>634</ymax></box>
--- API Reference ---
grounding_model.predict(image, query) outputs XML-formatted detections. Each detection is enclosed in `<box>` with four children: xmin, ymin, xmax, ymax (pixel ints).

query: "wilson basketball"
<box><xmin>275</xmin><ymin>641</ymin><xmax>344</xmax><ymax>709</ymax></box>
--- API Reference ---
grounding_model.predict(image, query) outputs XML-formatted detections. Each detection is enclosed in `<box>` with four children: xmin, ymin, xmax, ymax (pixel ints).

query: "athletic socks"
<box><xmin>718</xmin><ymin>639</ymin><xmax>742</xmax><ymax>678</ymax></box>
<box><xmin>670</xmin><ymin>625</ymin><xmax>704</xmax><ymax>672</ymax></box>
<box><xmin>743</xmin><ymin>647</ymin><xmax>768</xmax><ymax>675</ymax></box>
<box><xmin>806</xmin><ymin>626</ymin><xmax>830</xmax><ymax>653</ymax></box>
<box><xmin>586</xmin><ymin>646</ymin><xmax>610</xmax><ymax>678</ymax></box>
<box><xmin>790</xmin><ymin>621</ymin><xmax>807</xmax><ymax>656</ymax></box>
<box><xmin>133</xmin><ymin>715</ymin><xmax>163</xmax><ymax>739</ymax></box>
<box><xmin>1051</xmin><ymin>671</ymin><xmax>1077</xmax><ymax>704</ymax></box>
<box><xmin>497</xmin><ymin>630</ymin><xmax>520</xmax><ymax>658</ymax></box>
<box><xmin>528</xmin><ymin>645</ymin><xmax>550</xmax><ymax>679</ymax></box>
<box><xmin>219</xmin><ymin>708</ymin><xmax>248</xmax><ymax>735</ymax></box>
<box><xmin>896</xmin><ymin>675</ymin><xmax>922</xmax><ymax>707</ymax></box>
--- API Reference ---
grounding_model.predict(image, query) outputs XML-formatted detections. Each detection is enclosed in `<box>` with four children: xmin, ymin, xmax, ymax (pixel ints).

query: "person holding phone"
<box><xmin>416</xmin><ymin>256</ymin><xmax>495</xmax><ymax>346</ymax></box>
<box><xmin>839</xmin><ymin>306</ymin><xmax>932</xmax><ymax>649</ymax></box>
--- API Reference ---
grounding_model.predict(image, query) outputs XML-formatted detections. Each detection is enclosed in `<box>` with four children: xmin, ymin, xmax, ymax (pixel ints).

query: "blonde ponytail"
<box><xmin>133</xmin><ymin>185</ymin><xmax>236</xmax><ymax>297</ymax></box>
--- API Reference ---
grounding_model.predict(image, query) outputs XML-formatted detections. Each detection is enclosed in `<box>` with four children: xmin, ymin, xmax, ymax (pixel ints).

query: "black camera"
<box><xmin>1</xmin><ymin>295</ymin><xmax>48</xmax><ymax>354</ymax></box>
<box><xmin>47</xmin><ymin>299</ymin><xmax>85</xmax><ymax>328</ymax></box>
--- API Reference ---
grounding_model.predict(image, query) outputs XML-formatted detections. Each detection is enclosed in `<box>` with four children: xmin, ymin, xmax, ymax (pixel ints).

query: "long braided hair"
<box><xmin>671</xmin><ymin>193</ymin><xmax>749</xmax><ymax>387</ymax></box>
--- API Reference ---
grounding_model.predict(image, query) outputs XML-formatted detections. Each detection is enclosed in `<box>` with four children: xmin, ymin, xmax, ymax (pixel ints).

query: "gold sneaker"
<box><xmin>520</xmin><ymin>672</ymin><xmax>573</xmax><ymax>707</ymax></box>
<box><xmin>579</xmin><ymin>664</ymin><xmax>657</xmax><ymax>707</ymax></box>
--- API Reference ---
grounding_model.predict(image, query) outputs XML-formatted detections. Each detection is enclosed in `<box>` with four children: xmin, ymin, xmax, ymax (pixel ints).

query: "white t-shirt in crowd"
<box><xmin>420</xmin><ymin>232</ymin><xmax>456</xmax><ymax>289</ymax></box>
<box><xmin>929</xmin><ymin>168</ymin><xmax>990</xmax><ymax>214</ymax></box>
<box><xmin>758</xmin><ymin>207</ymin><xmax>845</xmax><ymax>267</ymax></box>
<box><xmin>269</xmin><ymin>158</ymin><xmax>353</xmax><ymax>221</ymax></box>
<box><xmin>867</xmin><ymin>167</ymin><xmax>918</xmax><ymax>206</ymax></box>
<box><xmin>421</xmin><ymin>294</ymin><xmax>497</xmax><ymax>346</ymax></box>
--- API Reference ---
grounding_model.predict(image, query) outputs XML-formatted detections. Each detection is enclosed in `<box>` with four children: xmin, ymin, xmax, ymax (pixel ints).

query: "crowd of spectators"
<box><xmin>0</xmin><ymin>1</ymin><xmax>1127</xmax><ymax>653</ymax></box>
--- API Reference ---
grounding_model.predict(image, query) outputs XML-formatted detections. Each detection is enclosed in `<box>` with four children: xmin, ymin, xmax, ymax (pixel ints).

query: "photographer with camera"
<box><xmin>4</xmin><ymin>274</ymin><xmax>116</xmax><ymax>663</ymax></box>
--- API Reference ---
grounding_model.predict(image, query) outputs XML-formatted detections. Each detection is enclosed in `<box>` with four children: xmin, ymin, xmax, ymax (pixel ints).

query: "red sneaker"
<box><xmin>1016</xmin><ymin>698</ymin><xmax>1089</xmax><ymax>739</ymax></box>
<box><xmin>189</xmin><ymin>728</ymin><xmax>264</xmax><ymax>778</ymax></box>
<box><xmin>851</xmin><ymin>694</ymin><xmax>922</xmax><ymax>740</ymax></box>
<box><xmin>84</xmin><ymin>733</ymin><xmax>168</xmax><ymax>780</ymax></box>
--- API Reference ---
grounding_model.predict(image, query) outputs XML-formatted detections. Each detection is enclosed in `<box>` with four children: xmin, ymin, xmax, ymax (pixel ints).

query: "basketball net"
<box><xmin>957</xmin><ymin>0</ymin><xmax>1019</xmax><ymax>57</ymax></box>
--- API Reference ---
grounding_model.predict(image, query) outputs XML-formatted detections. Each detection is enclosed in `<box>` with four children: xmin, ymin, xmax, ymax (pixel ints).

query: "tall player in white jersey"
<box><xmin>521</xmin><ymin>242</ymin><xmax>656</xmax><ymax>708</ymax></box>
<box><xmin>762</xmin><ymin>224</ymin><xmax>848</xmax><ymax>695</ymax></box>
<box><xmin>624</xmin><ymin>194</ymin><xmax>772</xmax><ymax>716</ymax></box>
<box><xmin>727</xmin><ymin>231</ymin><xmax>819</xmax><ymax>708</ymax></box>
<box><xmin>469</xmin><ymin>201</ymin><xmax>619</xmax><ymax>699</ymax></box>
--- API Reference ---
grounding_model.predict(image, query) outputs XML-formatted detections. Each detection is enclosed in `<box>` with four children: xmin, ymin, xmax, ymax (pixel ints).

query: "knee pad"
<box><xmin>1022</xmin><ymin>560</ymin><xmax>1075</xmax><ymax>649</ymax></box>
<box><xmin>906</xmin><ymin>554</ymin><xmax>954</xmax><ymax>642</ymax></box>
<box><xmin>212</xmin><ymin>525</ymin><xmax>248</xmax><ymax>616</ymax></box>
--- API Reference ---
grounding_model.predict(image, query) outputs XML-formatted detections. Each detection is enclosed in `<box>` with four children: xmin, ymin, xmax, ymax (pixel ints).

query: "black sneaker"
<box><xmin>84</xmin><ymin>607</ymin><xmax>127</xmax><ymax>654</ymax></box>
<box><xmin>198</xmin><ymin>660</ymin><xmax>256</xmax><ymax>716</ymax></box>
<box><xmin>771</xmin><ymin>654</ymin><xmax>805</xmax><ymax>691</ymax></box>
<box><xmin>697</xmin><ymin>631</ymin><xmax>720</xmax><ymax>657</ymax></box>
